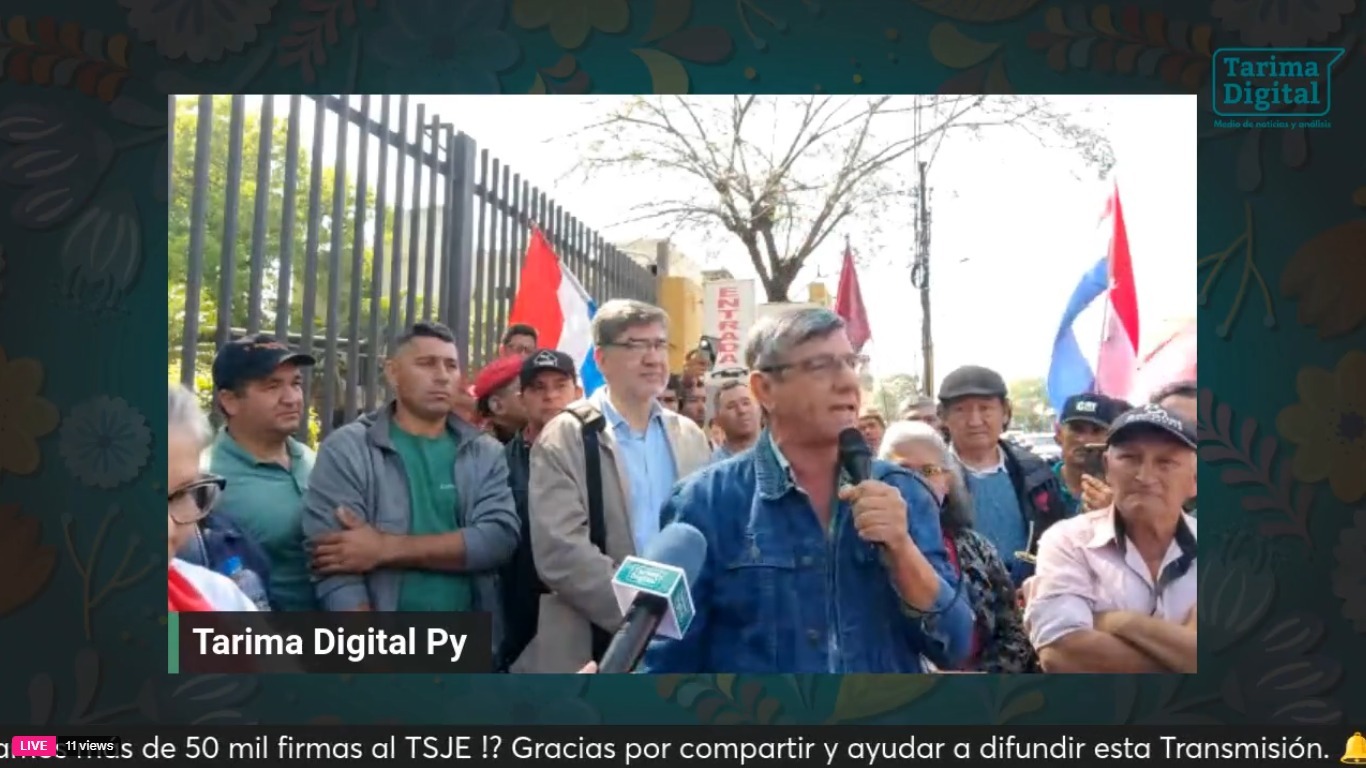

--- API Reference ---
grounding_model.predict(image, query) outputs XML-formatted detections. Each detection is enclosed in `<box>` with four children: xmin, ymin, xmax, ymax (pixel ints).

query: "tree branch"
<box><xmin>566</xmin><ymin>96</ymin><xmax>1115</xmax><ymax>301</ymax></box>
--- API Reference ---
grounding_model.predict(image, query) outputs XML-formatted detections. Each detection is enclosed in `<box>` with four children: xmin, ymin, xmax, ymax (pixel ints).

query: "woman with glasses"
<box><xmin>879</xmin><ymin>420</ymin><xmax>1038</xmax><ymax>673</ymax></box>
<box><xmin>168</xmin><ymin>385</ymin><xmax>262</xmax><ymax>613</ymax></box>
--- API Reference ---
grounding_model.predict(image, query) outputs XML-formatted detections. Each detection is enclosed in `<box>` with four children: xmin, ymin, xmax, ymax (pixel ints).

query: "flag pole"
<box><xmin>1092</xmin><ymin>210</ymin><xmax>1115</xmax><ymax>396</ymax></box>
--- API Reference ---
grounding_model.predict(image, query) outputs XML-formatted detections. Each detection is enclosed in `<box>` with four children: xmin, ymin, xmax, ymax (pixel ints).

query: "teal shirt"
<box><xmin>208</xmin><ymin>429</ymin><xmax>317</xmax><ymax>611</ymax></box>
<box><xmin>1051</xmin><ymin>461</ymin><xmax>1083</xmax><ymax>516</ymax></box>
<box><xmin>389</xmin><ymin>422</ymin><xmax>474</xmax><ymax>612</ymax></box>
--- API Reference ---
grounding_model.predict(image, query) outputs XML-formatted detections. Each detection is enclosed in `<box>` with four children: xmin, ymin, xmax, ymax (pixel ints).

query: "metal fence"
<box><xmin>170</xmin><ymin>94</ymin><xmax>657</xmax><ymax>439</ymax></box>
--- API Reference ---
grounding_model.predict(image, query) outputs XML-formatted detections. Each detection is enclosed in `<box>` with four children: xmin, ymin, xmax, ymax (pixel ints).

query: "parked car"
<box><xmin>1018</xmin><ymin>432</ymin><xmax>1062</xmax><ymax>463</ymax></box>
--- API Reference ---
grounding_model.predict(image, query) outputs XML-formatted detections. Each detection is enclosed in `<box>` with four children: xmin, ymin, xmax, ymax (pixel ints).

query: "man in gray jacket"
<box><xmin>303</xmin><ymin>322</ymin><xmax>519</xmax><ymax>655</ymax></box>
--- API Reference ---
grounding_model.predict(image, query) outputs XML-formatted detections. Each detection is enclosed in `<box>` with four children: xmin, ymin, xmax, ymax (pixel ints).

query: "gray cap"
<box><xmin>938</xmin><ymin>365</ymin><xmax>1008</xmax><ymax>403</ymax></box>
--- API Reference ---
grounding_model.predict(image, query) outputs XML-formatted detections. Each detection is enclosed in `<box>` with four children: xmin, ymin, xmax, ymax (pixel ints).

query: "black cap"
<box><xmin>212</xmin><ymin>334</ymin><xmax>316</xmax><ymax>391</ymax></box>
<box><xmin>1060</xmin><ymin>393</ymin><xmax>1128</xmax><ymax>428</ymax></box>
<box><xmin>938</xmin><ymin>365</ymin><xmax>1008</xmax><ymax>403</ymax></box>
<box><xmin>1107</xmin><ymin>404</ymin><xmax>1197</xmax><ymax>449</ymax></box>
<box><xmin>520</xmin><ymin>348</ymin><xmax>576</xmax><ymax>387</ymax></box>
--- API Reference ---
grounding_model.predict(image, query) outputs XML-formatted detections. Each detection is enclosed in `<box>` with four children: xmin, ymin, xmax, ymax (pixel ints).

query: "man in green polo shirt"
<box><xmin>208</xmin><ymin>334</ymin><xmax>319</xmax><ymax>611</ymax></box>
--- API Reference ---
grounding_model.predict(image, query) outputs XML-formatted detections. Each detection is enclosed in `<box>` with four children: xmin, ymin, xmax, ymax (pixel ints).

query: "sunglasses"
<box><xmin>168</xmin><ymin>474</ymin><xmax>226</xmax><ymax>524</ymax></box>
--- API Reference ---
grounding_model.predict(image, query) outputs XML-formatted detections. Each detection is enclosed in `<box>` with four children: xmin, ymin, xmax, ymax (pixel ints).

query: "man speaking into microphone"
<box><xmin>641</xmin><ymin>308</ymin><xmax>974</xmax><ymax>673</ymax></box>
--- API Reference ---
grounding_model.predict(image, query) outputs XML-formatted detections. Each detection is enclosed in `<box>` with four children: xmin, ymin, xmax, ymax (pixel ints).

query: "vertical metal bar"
<box><xmin>595</xmin><ymin>234</ymin><xmax>606</xmax><ymax>302</ymax></box>
<box><xmin>216</xmin><ymin>95</ymin><xmax>246</xmax><ymax>347</ymax></box>
<box><xmin>540</xmin><ymin>197</ymin><xmax>552</xmax><ymax>253</ymax></box>
<box><xmin>562</xmin><ymin>212</ymin><xmax>576</xmax><ymax>277</ymax></box>
<box><xmin>481</xmin><ymin>156</ymin><xmax>501</xmax><ymax>366</ymax></box>
<box><xmin>592</xmin><ymin>232</ymin><xmax>603</xmax><ymax>297</ymax></box>
<box><xmin>275</xmin><ymin>95</ymin><xmax>301</xmax><ymax>341</ymax></box>
<box><xmin>422</xmin><ymin>115</ymin><xmax>439</xmax><ymax>322</ymax></box>
<box><xmin>471</xmin><ymin>149</ymin><xmax>489</xmax><ymax>369</ymax></box>
<box><xmin>246</xmin><ymin>95</ymin><xmax>273</xmax><ymax>335</ymax></box>
<box><xmin>610</xmin><ymin>246</ymin><xmax>622</xmax><ymax>300</ymax></box>
<box><xmin>296</xmin><ymin>97</ymin><xmax>327</xmax><ymax>441</ymax></box>
<box><xmin>567</xmin><ymin>217</ymin><xmax>579</xmax><ymax>279</ymax></box>
<box><xmin>604</xmin><ymin>239</ymin><xmax>614</xmax><ymax>302</ymax></box>
<box><xmin>322</xmin><ymin>97</ymin><xmax>349</xmax><ymax>436</ymax></box>
<box><xmin>439</xmin><ymin>124</ymin><xmax>457</xmax><ymax>334</ymax></box>
<box><xmin>493</xmin><ymin>162</ymin><xmax>511</xmax><ymax>342</ymax></box>
<box><xmin>405</xmin><ymin>103</ymin><xmax>425</xmax><ymax>327</ymax></box>
<box><xmin>344</xmin><ymin>95</ymin><xmax>370</xmax><ymax>422</ymax></box>
<box><xmin>366</xmin><ymin>95</ymin><xmax>391</xmax><ymax>411</ymax></box>
<box><xmin>448</xmin><ymin>132</ymin><xmax>478</xmax><ymax>370</ymax></box>
<box><xmin>387</xmin><ymin>96</ymin><xmax>409</xmax><ymax>348</ymax></box>
<box><xmin>181</xmin><ymin>96</ymin><xmax>214</xmax><ymax>387</ymax></box>
<box><xmin>570</xmin><ymin>216</ymin><xmax>584</xmax><ymax>281</ymax></box>
<box><xmin>546</xmin><ymin>201</ymin><xmax>558</xmax><ymax>261</ymax></box>
<box><xmin>508</xmin><ymin>174</ymin><xmax>524</xmax><ymax>314</ymax></box>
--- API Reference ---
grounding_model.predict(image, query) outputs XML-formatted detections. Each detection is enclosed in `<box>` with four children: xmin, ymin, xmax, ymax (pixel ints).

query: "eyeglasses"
<box><xmin>890</xmin><ymin>458</ymin><xmax>946</xmax><ymax>478</ymax></box>
<box><xmin>708</xmin><ymin>367</ymin><xmax>749</xmax><ymax>383</ymax></box>
<box><xmin>168</xmin><ymin>474</ymin><xmax>226</xmax><ymax>524</ymax></box>
<box><xmin>759</xmin><ymin>353</ymin><xmax>868</xmax><ymax>378</ymax></box>
<box><xmin>604</xmin><ymin>339</ymin><xmax>669</xmax><ymax>354</ymax></box>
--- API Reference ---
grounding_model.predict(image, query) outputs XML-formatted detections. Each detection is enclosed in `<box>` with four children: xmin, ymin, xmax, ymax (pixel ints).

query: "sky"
<box><xmin>218</xmin><ymin>94</ymin><xmax>1196</xmax><ymax>385</ymax></box>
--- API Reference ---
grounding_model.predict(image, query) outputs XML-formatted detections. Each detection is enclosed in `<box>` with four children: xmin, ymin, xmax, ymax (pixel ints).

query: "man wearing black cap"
<box><xmin>206</xmin><ymin>333</ymin><xmax>318</xmax><ymax>611</ymax></box>
<box><xmin>938</xmin><ymin>365</ymin><xmax>1069</xmax><ymax>586</ymax></box>
<box><xmin>1024</xmin><ymin>404</ymin><xmax>1198</xmax><ymax>673</ymax></box>
<box><xmin>1053</xmin><ymin>393</ymin><xmax>1130</xmax><ymax>515</ymax></box>
<box><xmin>501</xmin><ymin>349</ymin><xmax>581</xmax><ymax>671</ymax></box>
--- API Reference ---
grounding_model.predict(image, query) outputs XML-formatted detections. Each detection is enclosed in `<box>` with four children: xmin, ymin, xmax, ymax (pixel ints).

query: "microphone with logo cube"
<box><xmin>599</xmin><ymin>522</ymin><xmax>708</xmax><ymax>673</ymax></box>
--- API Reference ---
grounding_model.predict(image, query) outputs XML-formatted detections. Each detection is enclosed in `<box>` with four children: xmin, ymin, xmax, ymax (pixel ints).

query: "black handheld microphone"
<box><xmin>839</xmin><ymin>427</ymin><xmax>884</xmax><ymax>552</ymax></box>
<box><xmin>598</xmin><ymin>522</ymin><xmax>708</xmax><ymax>674</ymax></box>
<box><xmin>838</xmin><ymin>427</ymin><xmax>873</xmax><ymax>484</ymax></box>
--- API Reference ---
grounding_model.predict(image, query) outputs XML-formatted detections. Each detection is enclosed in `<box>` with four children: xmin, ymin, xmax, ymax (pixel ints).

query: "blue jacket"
<box><xmin>643</xmin><ymin>432</ymin><xmax>975</xmax><ymax>673</ymax></box>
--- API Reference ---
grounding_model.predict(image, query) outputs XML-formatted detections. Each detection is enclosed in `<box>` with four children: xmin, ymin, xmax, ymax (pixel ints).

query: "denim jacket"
<box><xmin>643</xmin><ymin>432</ymin><xmax>975</xmax><ymax>673</ymax></box>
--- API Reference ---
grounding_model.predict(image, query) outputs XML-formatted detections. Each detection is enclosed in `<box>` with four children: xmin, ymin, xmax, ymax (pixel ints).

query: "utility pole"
<box><xmin>911</xmin><ymin>160</ymin><xmax>934</xmax><ymax>397</ymax></box>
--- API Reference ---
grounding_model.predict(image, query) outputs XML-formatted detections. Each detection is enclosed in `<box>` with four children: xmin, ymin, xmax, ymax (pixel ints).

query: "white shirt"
<box><xmin>171</xmin><ymin>559</ymin><xmax>259</xmax><ymax>612</ymax></box>
<box><xmin>1025</xmin><ymin>506</ymin><xmax>1197</xmax><ymax>650</ymax></box>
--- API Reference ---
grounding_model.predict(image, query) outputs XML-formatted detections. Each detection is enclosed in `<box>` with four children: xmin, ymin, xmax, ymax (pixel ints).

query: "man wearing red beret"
<box><xmin>472</xmin><ymin>354</ymin><xmax>528</xmax><ymax>445</ymax></box>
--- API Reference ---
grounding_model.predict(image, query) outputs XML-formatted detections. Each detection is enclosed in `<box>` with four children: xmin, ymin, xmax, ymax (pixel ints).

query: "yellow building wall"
<box><xmin>658</xmin><ymin>275</ymin><xmax>703</xmax><ymax>372</ymax></box>
<box><xmin>808</xmin><ymin>282</ymin><xmax>831</xmax><ymax>307</ymax></box>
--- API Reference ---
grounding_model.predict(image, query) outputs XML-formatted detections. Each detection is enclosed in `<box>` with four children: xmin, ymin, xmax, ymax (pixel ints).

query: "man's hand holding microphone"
<box><xmin>836</xmin><ymin>428</ymin><xmax>949</xmax><ymax>613</ymax></box>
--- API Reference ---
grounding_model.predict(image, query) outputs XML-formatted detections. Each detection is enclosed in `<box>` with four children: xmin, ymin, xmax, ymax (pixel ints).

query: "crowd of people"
<box><xmin>167</xmin><ymin>298</ymin><xmax>1197</xmax><ymax>674</ymax></box>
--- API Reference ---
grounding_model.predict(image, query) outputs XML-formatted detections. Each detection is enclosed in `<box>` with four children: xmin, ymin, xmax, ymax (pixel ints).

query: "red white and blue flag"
<box><xmin>507</xmin><ymin>228</ymin><xmax>605</xmax><ymax>395</ymax></box>
<box><xmin>1047</xmin><ymin>182</ymin><xmax>1140</xmax><ymax>413</ymax></box>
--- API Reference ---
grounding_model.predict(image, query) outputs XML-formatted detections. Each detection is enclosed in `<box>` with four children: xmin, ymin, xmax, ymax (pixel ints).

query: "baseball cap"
<box><xmin>1060</xmin><ymin>393</ymin><xmax>1128</xmax><ymax>428</ymax></box>
<box><xmin>212</xmin><ymin>334</ymin><xmax>316</xmax><ymax>392</ymax></box>
<box><xmin>1107</xmin><ymin>404</ymin><xmax>1197</xmax><ymax>449</ymax></box>
<box><xmin>472</xmin><ymin>354</ymin><xmax>524</xmax><ymax>402</ymax></box>
<box><xmin>938</xmin><ymin>365</ymin><xmax>1008</xmax><ymax>403</ymax></box>
<box><xmin>520</xmin><ymin>349</ymin><xmax>576</xmax><ymax>387</ymax></box>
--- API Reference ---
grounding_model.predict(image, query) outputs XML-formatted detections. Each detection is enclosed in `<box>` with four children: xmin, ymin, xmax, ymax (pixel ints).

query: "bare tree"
<box><xmin>567</xmin><ymin>96</ymin><xmax>1115</xmax><ymax>301</ymax></box>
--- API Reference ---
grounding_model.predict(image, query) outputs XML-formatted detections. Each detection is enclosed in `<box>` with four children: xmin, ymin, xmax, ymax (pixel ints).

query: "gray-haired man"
<box><xmin>641</xmin><ymin>307</ymin><xmax>974</xmax><ymax>673</ymax></box>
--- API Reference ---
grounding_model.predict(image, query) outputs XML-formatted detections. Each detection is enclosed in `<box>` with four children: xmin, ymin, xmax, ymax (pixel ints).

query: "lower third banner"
<box><xmin>0</xmin><ymin>725</ymin><xmax>1351</xmax><ymax>766</ymax></box>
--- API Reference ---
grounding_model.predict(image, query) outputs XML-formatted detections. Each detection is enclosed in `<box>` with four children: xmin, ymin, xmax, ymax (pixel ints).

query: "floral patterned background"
<box><xmin>0</xmin><ymin>0</ymin><xmax>1362</xmax><ymax>727</ymax></box>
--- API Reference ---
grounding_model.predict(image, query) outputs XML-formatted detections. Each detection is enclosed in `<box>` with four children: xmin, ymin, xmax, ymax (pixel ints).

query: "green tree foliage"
<box><xmin>168</xmin><ymin>96</ymin><xmax>424</xmax><ymax>443</ymax></box>
<box><xmin>1008</xmin><ymin>376</ymin><xmax>1052</xmax><ymax>431</ymax></box>
<box><xmin>870</xmin><ymin>373</ymin><xmax>923</xmax><ymax>419</ymax></box>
